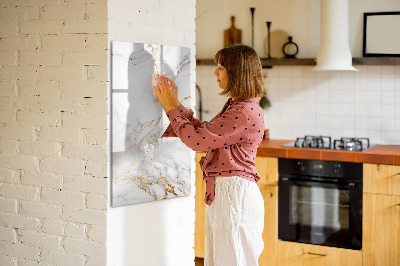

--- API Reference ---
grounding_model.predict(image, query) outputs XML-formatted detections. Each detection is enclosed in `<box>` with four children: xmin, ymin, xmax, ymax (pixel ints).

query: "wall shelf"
<box><xmin>196</xmin><ymin>57</ymin><xmax>400</xmax><ymax>67</ymax></box>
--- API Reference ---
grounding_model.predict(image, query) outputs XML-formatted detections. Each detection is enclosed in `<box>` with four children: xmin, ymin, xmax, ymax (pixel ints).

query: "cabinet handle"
<box><xmin>307</xmin><ymin>252</ymin><xmax>328</xmax><ymax>256</ymax></box>
<box><xmin>397</xmin><ymin>204</ymin><xmax>400</xmax><ymax>207</ymax></box>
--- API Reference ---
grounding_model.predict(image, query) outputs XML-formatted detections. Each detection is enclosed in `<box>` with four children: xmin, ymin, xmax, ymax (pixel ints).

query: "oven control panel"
<box><xmin>281</xmin><ymin>158</ymin><xmax>362</xmax><ymax>180</ymax></box>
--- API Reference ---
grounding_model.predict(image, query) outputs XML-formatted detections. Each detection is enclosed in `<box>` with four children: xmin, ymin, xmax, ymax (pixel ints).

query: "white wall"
<box><xmin>196</xmin><ymin>0</ymin><xmax>400</xmax><ymax>145</ymax></box>
<box><xmin>107</xmin><ymin>1</ymin><xmax>197</xmax><ymax>266</ymax></box>
<box><xmin>196</xmin><ymin>0</ymin><xmax>400</xmax><ymax>58</ymax></box>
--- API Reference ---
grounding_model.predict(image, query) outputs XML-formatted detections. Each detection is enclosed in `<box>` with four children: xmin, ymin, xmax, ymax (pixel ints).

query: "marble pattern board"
<box><xmin>111</xmin><ymin>41</ymin><xmax>192</xmax><ymax>207</ymax></box>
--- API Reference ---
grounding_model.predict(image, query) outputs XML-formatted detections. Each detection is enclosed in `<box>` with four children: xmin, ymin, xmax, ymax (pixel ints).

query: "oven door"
<box><xmin>278</xmin><ymin>176</ymin><xmax>362</xmax><ymax>250</ymax></box>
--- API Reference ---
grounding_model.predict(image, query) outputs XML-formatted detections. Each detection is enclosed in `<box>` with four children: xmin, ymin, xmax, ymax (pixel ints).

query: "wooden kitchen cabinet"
<box><xmin>363</xmin><ymin>193</ymin><xmax>400</xmax><ymax>266</ymax></box>
<box><xmin>195</xmin><ymin>152</ymin><xmax>207</xmax><ymax>258</ymax></box>
<box><xmin>364</xmin><ymin>164</ymin><xmax>400</xmax><ymax>196</ymax></box>
<box><xmin>255</xmin><ymin>156</ymin><xmax>278</xmax><ymax>186</ymax></box>
<box><xmin>363</xmin><ymin>163</ymin><xmax>400</xmax><ymax>266</ymax></box>
<box><xmin>258</xmin><ymin>184</ymin><xmax>278</xmax><ymax>266</ymax></box>
<box><xmin>276</xmin><ymin>241</ymin><xmax>362</xmax><ymax>266</ymax></box>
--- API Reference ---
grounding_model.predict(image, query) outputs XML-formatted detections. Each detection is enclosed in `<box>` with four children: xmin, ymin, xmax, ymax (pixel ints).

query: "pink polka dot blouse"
<box><xmin>162</xmin><ymin>97</ymin><xmax>265</xmax><ymax>205</ymax></box>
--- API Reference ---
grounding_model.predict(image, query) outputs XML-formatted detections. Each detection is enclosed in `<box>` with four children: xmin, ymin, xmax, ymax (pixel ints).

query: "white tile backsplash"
<box><xmin>196</xmin><ymin>65</ymin><xmax>400</xmax><ymax>144</ymax></box>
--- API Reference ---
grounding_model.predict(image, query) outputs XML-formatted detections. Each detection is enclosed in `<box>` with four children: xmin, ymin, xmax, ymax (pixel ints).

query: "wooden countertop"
<box><xmin>256</xmin><ymin>139</ymin><xmax>400</xmax><ymax>165</ymax></box>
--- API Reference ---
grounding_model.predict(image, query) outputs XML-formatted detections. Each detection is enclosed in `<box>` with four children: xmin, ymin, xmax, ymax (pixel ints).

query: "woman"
<box><xmin>153</xmin><ymin>44</ymin><xmax>266</xmax><ymax>266</ymax></box>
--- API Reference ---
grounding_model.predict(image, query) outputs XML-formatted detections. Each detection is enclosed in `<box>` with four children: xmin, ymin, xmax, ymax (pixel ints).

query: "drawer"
<box><xmin>277</xmin><ymin>241</ymin><xmax>362</xmax><ymax>266</ymax></box>
<box><xmin>364</xmin><ymin>164</ymin><xmax>400</xmax><ymax>196</ymax></box>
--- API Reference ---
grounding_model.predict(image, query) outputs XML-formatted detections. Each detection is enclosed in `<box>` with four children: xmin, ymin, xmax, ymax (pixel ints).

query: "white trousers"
<box><xmin>205</xmin><ymin>176</ymin><xmax>264</xmax><ymax>266</ymax></box>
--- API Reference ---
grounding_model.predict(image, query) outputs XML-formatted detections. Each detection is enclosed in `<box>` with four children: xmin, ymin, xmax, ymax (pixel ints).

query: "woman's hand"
<box><xmin>153</xmin><ymin>76</ymin><xmax>176</xmax><ymax>113</ymax></box>
<box><xmin>164</xmin><ymin>76</ymin><xmax>180</xmax><ymax>109</ymax></box>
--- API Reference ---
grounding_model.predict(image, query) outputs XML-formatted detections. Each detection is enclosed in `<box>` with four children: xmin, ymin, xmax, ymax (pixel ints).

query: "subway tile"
<box><xmin>291</xmin><ymin>67</ymin><xmax>304</xmax><ymax>78</ymax></box>
<box><xmin>367</xmin><ymin>104</ymin><xmax>381</xmax><ymax>117</ymax></box>
<box><xmin>279</xmin><ymin>78</ymin><xmax>291</xmax><ymax>89</ymax></box>
<box><xmin>395</xmin><ymin>119</ymin><xmax>400</xmax><ymax>131</ymax></box>
<box><xmin>355</xmin><ymin>116</ymin><xmax>368</xmax><ymax>130</ymax></box>
<box><xmin>316</xmin><ymin>116</ymin><xmax>330</xmax><ymax>128</ymax></box>
<box><xmin>354</xmin><ymin>90</ymin><xmax>367</xmax><ymax>104</ymax></box>
<box><xmin>341</xmin><ymin>89</ymin><xmax>354</xmax><ymax>103</ymax></box>
<box><xmin>304</xmin><ymin>102</ymin><xmax>316</xmax><ymax>115</ymax></box>
<box><xmin>367</xmin><ymin>77</ymin><xmax>381</xmax><ymax>91</ymax></box>
<box><xmin>381</xmin><ymin>65</ymin><xmax>395</xmax><ymax>77</ymax></box>
<box><xmin>382</xmin><ymin>78</ymin><xmax>395</xmax><ymax>91</ymax></box>
<box><xmin>394</xmin><ymin>66</ymin><xmax>400</xmax><ymax>78</ymax></box>
<box><xmin>367</xmin><ymin>65</ymin><xmax>381</xmax><ymax>76</ymax></box>
<box><xmin>316</xmin><ymin>103</ymin><xmax>329</xmax><ymax>115</ymax></box>
<box><xmin>328</xmin><ymin>88</ymin><xmax>341</xmax><ymax>103</ymax></box>
<box><xmin>368</xmin><ymin>117</ymin><xmax>382</xmax><ymax>131</ymax></box>
<box><xmin>382</xmin><ymin>104</ymin><xmax>395</xmax><ymax>118</ymax></box>
<box><xmin>341</xmin><ymin>117</ymin><xmax>355</xmax><ymax>129</ymax></box>
<box><xmin>316</xmin><ymin>89</ymin><xmax>329</xmax><ymax>103</ymax></box>
<box><xmin>367</xmin><ymin>129</ymin><xmax>382</xmax><ymax>143</ymax></box>
<box><xmin>341</xmin><ymin>104</ymin><xmax>355</xmax><ymax>116</ymax></box>
<box><xmin>382</xmin><ymin>117</ymin><xmax>396</xmax><ymax>131</ymax></box>
<box><xmin>382</xmin><ymin>90</ymin><xmax>395</xmax><ymax>104</ymax></box>
<box><xmin>381</xmin><ymin>131</ymin><xmax>396</xmax><ymax>144</ymax></box>
<box><xmin>315</xmin><ymin>77</ymin><xmax>329</xmax><ymax>90</ymax></box>
<box><xmin>303</xmin><ymin>88</ymin><xmax>316</xmax><ymax>103</ymax></box>
<box><xmin>341</xmin><ymin>128</ymin><xmax>355</xmax><ymax>137</ymax></box>
<box><xmin>367</xmin><ymin>91</ymin><xmax>381</xmax><ymax>104</ymax></box>
<box><xmin>396</xmin><ymin>130</ymin><xmax>400</xmax><ymax>144</ymax></box>
<box><xmin>329</xmin><ymin>116</ymin><xmax>341</xmax><ymax>129</ymax></box>
<box><xmin>291</xmin><ymin>77</ymin><xmax>304</xmax><ymax>90</ymax></box>
<box><xmin>355</xmin><ymin>104</ymin><xmax>368</xmax><ymax>116</ymax></box>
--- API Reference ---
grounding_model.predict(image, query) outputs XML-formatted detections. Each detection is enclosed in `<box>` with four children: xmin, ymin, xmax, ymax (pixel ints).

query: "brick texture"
<box><xmin>0</xmin><ymin>1</ymin><xmax>108</xmax><ymax>264</ymax></box>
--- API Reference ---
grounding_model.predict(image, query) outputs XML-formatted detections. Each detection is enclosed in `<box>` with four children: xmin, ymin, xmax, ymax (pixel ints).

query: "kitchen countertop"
<box><xmin>256</xmin><ymin>139</ymin><xmax>400</xmax><ymax>165</ymax></box>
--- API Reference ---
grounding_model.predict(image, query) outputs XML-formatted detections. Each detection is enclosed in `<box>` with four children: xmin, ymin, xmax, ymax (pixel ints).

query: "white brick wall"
<box><xmin>0</xmin><ymin>0</ymin><xmax>108</xmax><ymax>265</ymax></box>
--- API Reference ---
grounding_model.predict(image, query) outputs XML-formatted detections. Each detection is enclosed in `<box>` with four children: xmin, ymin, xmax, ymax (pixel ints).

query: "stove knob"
<box><xmin>298</xmin><ymin>161</ymin><xmax>305</xmax><ymax>171</ymax></box>
<box><xmin>334</xmin><ymin>164</ymin><xmax>341</xmax><ymax>174</ymax></box>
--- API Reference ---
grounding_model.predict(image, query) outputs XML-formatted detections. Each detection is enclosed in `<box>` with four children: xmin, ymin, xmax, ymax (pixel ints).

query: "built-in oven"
<box><xmin>278</xmin><ymin>158</ymin><xmax>363</xmax><ymax>250</ymax></box>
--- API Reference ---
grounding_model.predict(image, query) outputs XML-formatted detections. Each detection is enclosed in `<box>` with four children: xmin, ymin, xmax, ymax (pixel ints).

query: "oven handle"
<box><xmin>280</xmin><ymin>177</ymin><xmax>357</xmax><ymax>189</ymax></box>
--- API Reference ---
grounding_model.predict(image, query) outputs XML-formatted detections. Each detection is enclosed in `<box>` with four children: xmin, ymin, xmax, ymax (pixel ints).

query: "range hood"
<box><xmin>314</xmin><ymin>0</ymin><xmax>358</xmax><ymax>71</ymax></box>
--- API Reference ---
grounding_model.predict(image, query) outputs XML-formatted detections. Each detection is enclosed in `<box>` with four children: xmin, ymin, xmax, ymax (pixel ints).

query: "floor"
<box><xmin>195</xmin><ymin>257</ymin><xmax>204</xmax><ymax>266</ymax></box>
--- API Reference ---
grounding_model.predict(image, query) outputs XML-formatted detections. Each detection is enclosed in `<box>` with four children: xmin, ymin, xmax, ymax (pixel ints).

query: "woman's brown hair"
<box><xmin>214</xmin><ymin>44</ymin><xmax>266</xmax><ymax>99</ymax></box>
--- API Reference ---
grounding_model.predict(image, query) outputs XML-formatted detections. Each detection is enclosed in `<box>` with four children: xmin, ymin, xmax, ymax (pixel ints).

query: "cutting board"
<box><xmin>224</xmin><ymin>16</ymin><xmax>242</xmax><ymax>48</ymax></box>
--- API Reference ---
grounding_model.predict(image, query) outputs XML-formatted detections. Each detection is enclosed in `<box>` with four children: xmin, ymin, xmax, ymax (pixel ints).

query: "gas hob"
<box><xmin>282</xmin><ymin>135</ymin><xmax>374</xmax><ymax>151</ymax></box>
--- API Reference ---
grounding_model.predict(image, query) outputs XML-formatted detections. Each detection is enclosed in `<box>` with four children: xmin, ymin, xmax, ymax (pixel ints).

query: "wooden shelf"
<box><xmin>352</xmin><ymin>57</ymin><xmax>400</xmax><ymax>65</ymax></box>
<box><xmin>196</xmin><ymin>57</ymin><xmax>400</xmax><ymax>67</ymax></box>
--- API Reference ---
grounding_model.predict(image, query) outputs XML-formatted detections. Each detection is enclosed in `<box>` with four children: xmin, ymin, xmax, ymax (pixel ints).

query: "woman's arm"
<box><xmin>161</xmin><ymin>103</ymin><xmax>203</xmax><ymax>138</ymax></box>
<box><xmin>165</xmin><ymin>107</ymin><xmax>249</xmax><ymax>152</ymax></box>
<box><xmin>156</xmin><ymin>76</ymin><xmax>203</xmax><ymax>137</ymax></box>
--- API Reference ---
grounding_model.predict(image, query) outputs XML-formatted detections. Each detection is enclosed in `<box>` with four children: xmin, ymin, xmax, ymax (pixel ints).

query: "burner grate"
<box><xmin>333</xmin><ymin>137</ymin><xmax>370</xmax><ymax>151</ymax></box>
<box><xmin>295</xmin><ymin>135</ymin><xmax>332</xmax><ymax>149</ymax></box>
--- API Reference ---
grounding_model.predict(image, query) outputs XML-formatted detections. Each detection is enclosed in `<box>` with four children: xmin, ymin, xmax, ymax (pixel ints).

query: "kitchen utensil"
<box><xmin>250</xmin><ymin>7</ymin><xmax>255</xmax><ymax>48</ymax></box>
<box><xmin>224</xmin><ymin>16</ymin><xmax>242</xmax><ymax>48</ymax></box>
<box><xmin>266</xmin><ymin>21</ymin><xmax>272</xmax><ymax>58</ymax></box>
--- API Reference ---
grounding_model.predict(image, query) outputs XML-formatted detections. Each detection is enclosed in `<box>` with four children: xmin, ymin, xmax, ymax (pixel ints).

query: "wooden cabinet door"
<box><xmin>276</xmin><ymin>241</ymin><xmax>362</xmax><ymax>266</ymax></box>
<box><xmin>259</xmin><ymin>185</ymin><xmax>278</xmax><ymax>266</ymax></box>
<box><xmin>363</xmin><ymin>193</ymin><xmax>400</xmax><ymax>266</ymax></box>
<box><xmin>195</xmin><ymin>152</ymin><xmax>207</xmax><ymax>258</ymax></box>
<box><xmin>364</xmin><ymin>164</ymin><xmax>400</xmax><ymax>196</ymax></box>
<box><xmin>255</xmin><ymin>156</ymin><xmax>278</xmax><ymax>186</ymax></box>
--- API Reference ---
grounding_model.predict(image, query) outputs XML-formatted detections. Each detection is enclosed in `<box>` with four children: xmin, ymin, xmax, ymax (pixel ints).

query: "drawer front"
<box><xmin>364</xmin><ymin>164</ymin><xmax>400</xmax><ymax>196</ymax></box>
<box><xmin>277</xmin><ymin>241</ymin><xmax>362</xmax><ymax>266</ymax></box>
